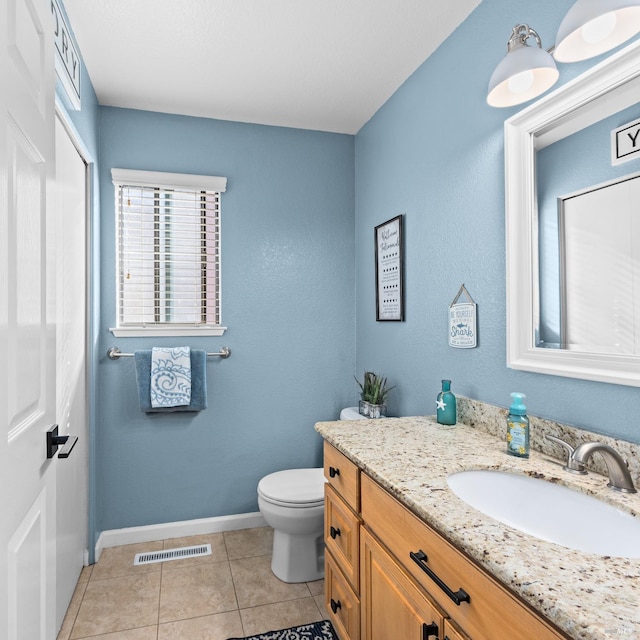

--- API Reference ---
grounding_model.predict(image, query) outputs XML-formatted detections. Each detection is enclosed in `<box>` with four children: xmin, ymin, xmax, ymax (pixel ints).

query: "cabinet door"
<box><xmin>361</xmin><ymin>528</ymin><xmax>444</xmax><ymax>640</ymax></box>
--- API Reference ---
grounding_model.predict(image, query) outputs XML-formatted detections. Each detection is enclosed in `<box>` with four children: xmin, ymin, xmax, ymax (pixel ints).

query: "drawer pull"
<box><xmin>410</xmin><ymin>550</ymin><xmax>471</xmax><ymax>606</ymax></box>
<box><xmin>330</xmin><ymin>598</ymin><xmax>342</xmax><ymax>614</ymax></box>
<box><xmin>330</xmin><ymin>526</ymin><xmax>341</xmax><ymax>539</ymax></box>
<box><xmin>329</xmin><ymin>466</ymin><xmax>340</xmax><ymax>478</ymax></box>
<box><xmin>422</xmin><ymin>622</ymin><xmax>439</xmax><ymax>639</ymax></box>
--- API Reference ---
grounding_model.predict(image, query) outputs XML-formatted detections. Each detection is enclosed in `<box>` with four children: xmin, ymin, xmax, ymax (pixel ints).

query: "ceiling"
<box><xmin>64</xmin><ymin>0</ymin><xmax>481</xmax><ymax>135</ymax></box>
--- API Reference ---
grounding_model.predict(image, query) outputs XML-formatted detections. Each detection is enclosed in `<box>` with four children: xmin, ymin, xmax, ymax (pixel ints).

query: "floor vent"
<box><xmin>134</xmin><ymin>544</ymin><xmax>212</xmax><ymax>566</ymax></box>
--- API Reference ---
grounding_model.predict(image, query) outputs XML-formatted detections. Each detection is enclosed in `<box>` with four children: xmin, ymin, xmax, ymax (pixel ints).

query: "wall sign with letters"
<box><xmin>612</xmin><ymin>118</ymin><xmax>640</xmax><ymax>165</ymax></box>
<box><xmin>449</xmin><ymin>284</ymin><xmax>477</xmax><ymax>348</ymax></box>
<box><xmin>51</xmin><ymin>0</ymin><xmax>81</xmax><ymax>110</ymax></box>
<box><xmin>375</xmin><ymin>215</ymin><xmax>404</xmax><ymax>321</ymax></box>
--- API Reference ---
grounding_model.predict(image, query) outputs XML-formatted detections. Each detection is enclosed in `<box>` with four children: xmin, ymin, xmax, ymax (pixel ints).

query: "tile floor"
<box><xmin>57</xmin><ymin>526</ymin><xmax>327</xmax><ymax>640</ymax></box>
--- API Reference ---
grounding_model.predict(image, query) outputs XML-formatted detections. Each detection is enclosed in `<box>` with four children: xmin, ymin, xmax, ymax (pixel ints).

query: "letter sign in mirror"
<box><xmin>612</xmin><ymin>118</ymin><xmax>640</xmax><ymax>165</ymax></box>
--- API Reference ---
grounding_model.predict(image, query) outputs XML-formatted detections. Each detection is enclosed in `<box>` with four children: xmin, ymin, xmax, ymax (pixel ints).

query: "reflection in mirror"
<box><xmin>558</xmin><ymin>172</ymin><xmax>640</xmax><ymax>354</ymax></box>
<box><xmin>505</xmin><ymin>40</ymin><xmax>640</xmax><ymax>386</ymax></box>
<box><xmin>537</xmin><ymin>102</ymin><xmax>640</xmax><ymax>351</ymax></box>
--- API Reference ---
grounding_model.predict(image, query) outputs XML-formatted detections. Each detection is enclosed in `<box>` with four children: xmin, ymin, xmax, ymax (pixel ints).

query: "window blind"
<box><xmin>113</xmin><ymin>170</ymin><xmax>225</xmax><ymax>328</ymax></box>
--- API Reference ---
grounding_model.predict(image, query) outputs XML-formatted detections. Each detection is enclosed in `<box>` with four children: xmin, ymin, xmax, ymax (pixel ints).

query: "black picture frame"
<box><xmin>375</xmin><ymin>215</ymin><xmax>404</xmax><ymax>321</ymax></box>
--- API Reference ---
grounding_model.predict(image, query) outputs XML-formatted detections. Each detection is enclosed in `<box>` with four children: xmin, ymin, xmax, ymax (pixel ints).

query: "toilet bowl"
<box><xmin>258</xmin><ymin>468</ymin><xmax>325</xmax><ymax>583</ymax></box>
<box><xmin>258</xmin><ymin>407</ymin><xmax>366</xmax><ymax>583</ymax></box>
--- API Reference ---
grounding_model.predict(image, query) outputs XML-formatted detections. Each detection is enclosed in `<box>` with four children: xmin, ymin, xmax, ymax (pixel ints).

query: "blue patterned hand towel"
<box><xmin>151</xmin><ymin>346</ymin><xmax>191</xmax><ymax>408</ymax></box>
<box><xmin>134</xmin><ymin>349</ymin><xmax>208</xmax><ymax>413</ymax></box>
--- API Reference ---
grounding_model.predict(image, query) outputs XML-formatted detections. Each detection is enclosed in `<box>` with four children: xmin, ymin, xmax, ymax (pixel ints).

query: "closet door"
<box><xmin>54</xmin><ymin>114</ymin><xmax>89</xmax><ymax>630</ymax></box>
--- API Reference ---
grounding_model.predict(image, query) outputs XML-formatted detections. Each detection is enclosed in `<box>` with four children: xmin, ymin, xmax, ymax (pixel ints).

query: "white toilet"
<box><xmin>257</xmin><ymin>407</ymin><xmax>365</xmax><ymax>583</ymax></box>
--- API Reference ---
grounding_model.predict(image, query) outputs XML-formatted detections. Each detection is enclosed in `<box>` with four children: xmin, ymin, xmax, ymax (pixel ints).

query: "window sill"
<box><xmin>109</xmin><ymin>326</ymin><xmax>227</xmax><ymax>338</ymax></box>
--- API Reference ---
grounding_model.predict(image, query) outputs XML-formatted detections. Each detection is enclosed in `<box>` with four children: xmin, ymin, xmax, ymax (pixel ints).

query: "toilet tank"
<box><xmin>340</xmin><ymin>406</ymin><xmax>366</xmax><ymax>421</ymax></box>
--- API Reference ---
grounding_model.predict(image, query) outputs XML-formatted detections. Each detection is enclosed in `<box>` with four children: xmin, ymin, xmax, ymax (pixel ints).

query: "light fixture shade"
<box><xmin>554</xmin><ymin>0</ymin><xmax>640</xmax><ymax>62</ymax></box>
<box><xmin>487</xmin><ymin>44</ymin><xmax>559</xmax><ymax>107</ymax></box>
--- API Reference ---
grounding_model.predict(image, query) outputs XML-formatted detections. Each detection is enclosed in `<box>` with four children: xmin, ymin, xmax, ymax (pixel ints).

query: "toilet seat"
<box><xmin>258</xmin><ymin>468</ymin><xmax>325</xmax><ymax>508</ymax></box>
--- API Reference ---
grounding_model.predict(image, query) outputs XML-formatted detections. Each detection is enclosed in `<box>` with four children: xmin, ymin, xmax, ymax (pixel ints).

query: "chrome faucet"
<box><xmin>571</xmin><ymin>442</ymin><xmax>637</xmax><ymax>494</ymax></box>
<box><xmin>545</xmin><ymin>435</ymin><xmax>636</xmax><ymax>493</ymax></box>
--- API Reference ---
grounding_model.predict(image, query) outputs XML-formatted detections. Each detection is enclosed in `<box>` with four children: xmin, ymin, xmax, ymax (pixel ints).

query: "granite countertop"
<box><xmin>315</xmin><ymin>416</ymin><xmax>640</xmax><ymax>640</ymax></box>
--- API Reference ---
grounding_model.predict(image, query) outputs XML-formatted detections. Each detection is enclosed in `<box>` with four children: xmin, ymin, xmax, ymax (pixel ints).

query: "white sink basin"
<box><xmin>447</xmin><ymin>470</ymin><xmax>640</xmax><ymax>557</ymax></box>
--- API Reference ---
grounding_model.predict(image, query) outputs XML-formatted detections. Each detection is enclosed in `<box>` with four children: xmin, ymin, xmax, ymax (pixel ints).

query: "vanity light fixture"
<box><xmin>554</xmin><ymin>0</ymin><xmax>640</xmax><ymax>62</ymax></box>
<box><xmin>488</xmin><ymin>0</ymin><xmax>640</xmax><ymax>107</ymax></box>
<box><xmin>487</xmin><ymin>24</ymin><xmax>559</xmax><ymax>107</ymax></box>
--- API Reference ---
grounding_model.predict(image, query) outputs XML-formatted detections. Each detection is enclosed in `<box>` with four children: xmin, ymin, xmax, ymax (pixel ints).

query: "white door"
<box><xmin>54</xmin><ymin>114</ymin><xmax>88</xmax><ymax>630</ymax></box>
<box><xmin>561</xmin><ymin>176</ymin><xmax>640</xmax><ymax>354</ymax></box>
<box><xmin>0</xmin><ymin>0</ymin><xmax>58</xmax><ymax>639</ymax></box>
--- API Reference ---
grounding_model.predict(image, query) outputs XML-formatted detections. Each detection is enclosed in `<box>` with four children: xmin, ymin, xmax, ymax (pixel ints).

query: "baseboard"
<box><xmin>94</xmin><ymin>512</ymin><xmax>267</xmax><ymax>562</ymax></box>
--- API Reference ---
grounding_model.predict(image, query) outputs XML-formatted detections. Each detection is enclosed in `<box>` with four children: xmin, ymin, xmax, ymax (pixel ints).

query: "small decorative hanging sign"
<box><xmin>448</xmin><ymin>284</ymin><xmax>477</xmax><ymax>348</ymax></box>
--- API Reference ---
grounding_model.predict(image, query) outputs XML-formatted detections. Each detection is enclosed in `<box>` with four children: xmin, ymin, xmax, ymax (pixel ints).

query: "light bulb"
<box><xmin>508</xmin><ymin>70</ymin><xmax>535</xmax><ymax>94</ymax></box>
<box><xmin>581</xmin><ymin>11</ymin><xmax>617</xmax><ymax>43</ymax></box>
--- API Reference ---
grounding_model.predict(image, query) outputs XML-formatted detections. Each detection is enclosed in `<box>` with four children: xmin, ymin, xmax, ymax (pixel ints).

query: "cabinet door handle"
<box><xmin>329</xmin><ymin>466</ymin><xmax>340</xmax><ymax>478</ymax></box>
<box><xmin>422</xmin><ymin>622</ymin><xmax>439</xmax><ymax>639</ymax></box>
<box><xmin>330</xmin><ymin>598</ymin><xmax>341</xmax><ymax>614</ymax></box>
<box><xmin>330</xmin><ymin>526</ymin><xmax>341</xmax><ymax>539</ymax></box>
<box><xmin>410</xmin><ymin>550</ymin><xmax>470</xmax><ymax>606</ymax></box>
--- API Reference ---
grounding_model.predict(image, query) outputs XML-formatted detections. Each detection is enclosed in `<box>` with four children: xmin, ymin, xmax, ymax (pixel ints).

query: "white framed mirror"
<box><xmin>505</xmin><ymin>39</ymin><xmax>640</xmax><ymax>387</ymax></box>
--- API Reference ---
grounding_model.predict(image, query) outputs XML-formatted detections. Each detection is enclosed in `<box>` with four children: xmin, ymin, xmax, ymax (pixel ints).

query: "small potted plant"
<box><xmin>355</xmin><ymin>371</ymin><xmax>395</xmax><ymax>418</ymax></box>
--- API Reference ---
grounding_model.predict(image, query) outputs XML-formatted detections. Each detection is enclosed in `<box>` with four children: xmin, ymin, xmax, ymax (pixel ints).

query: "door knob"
<box><xmin>47</xmin><ymin>424</ymin><xmax>78</xmax><ymax>459</ymax></box>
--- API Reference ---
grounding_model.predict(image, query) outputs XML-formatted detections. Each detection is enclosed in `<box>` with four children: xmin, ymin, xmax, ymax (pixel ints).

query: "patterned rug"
<box><xmin>228</xmin><ymin>620</ymin><xmax>339</xmax><ymax>640</ymax></box>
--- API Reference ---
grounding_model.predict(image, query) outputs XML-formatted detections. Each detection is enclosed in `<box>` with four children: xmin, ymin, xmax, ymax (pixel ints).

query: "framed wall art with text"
<box><xmin>375</xmin><ymin>215</ymin><xmax>404</xmax><ymax>321</ymax></box>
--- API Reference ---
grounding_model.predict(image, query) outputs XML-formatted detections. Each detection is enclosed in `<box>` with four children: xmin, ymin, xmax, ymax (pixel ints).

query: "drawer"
<box><xmin>361</xmin><ymin>473</ymin><xmax>567</xmax><ymax>640</ymax></box>
<box><xmin>325</xmin><ymin>550</ymin><xmax>360</xmax><ymax>640</ymax></box>
<box><xmin>443</xmin><ymin>619</ymin><xmax>470</xmax><ymax>640</ymax></box>
<box><xmin>324</xmin><ymin>442</ymin><xmax>359</xmax><ymax>512</ymax></box>
<box><xmin>325</xmin><ymin>484</ymin><xmax>360</xmax><ymax>592</ymax></box>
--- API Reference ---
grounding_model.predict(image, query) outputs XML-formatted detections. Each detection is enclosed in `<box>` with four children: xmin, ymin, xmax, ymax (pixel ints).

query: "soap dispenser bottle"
<box><xmin>436</xmin><ymin>380</ymin><xmax>456</xmax><ymax>425</ymax></box>
<box><xmin>506</xmin><ymin>392</ymin><xmax>529</xmax><ymax>458</ymax></box>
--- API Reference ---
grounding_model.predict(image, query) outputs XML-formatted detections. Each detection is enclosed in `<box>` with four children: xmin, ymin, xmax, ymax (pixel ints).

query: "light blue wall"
<box><xmin>355</xmin><ymin>0</ymin><xmax>640</xmax><ymax>443</ymax></box>
<box><xmin>96</xmin><ymin>108</ymin><xmax>355</xmax><ymax>532</ymax></box>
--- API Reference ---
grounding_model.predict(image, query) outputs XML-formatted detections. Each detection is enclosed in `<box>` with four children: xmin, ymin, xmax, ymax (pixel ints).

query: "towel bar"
<box><xmin>107</xmin><ymin>346</ymin><xmax>231</xmax><ymax>360</ymax></box>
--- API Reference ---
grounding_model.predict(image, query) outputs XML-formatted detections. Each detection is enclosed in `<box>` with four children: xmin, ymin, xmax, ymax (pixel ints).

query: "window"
<box><xmin>110</xmin><ymin>169</ymin><xmax>227</xmax><ymax>337</ymax></box>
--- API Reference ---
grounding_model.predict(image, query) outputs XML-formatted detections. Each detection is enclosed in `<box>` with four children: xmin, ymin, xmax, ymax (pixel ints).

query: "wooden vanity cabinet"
<box><xmin>359</xmin><ymin>473</ymin><xmax>567</xmax><ymax>640</ymax></box>
<box><xmin>323</xmin><ymin>442</ymin><xmax>568</xmax><ymax>640</ymax></box>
